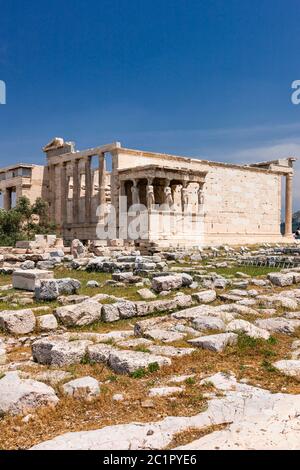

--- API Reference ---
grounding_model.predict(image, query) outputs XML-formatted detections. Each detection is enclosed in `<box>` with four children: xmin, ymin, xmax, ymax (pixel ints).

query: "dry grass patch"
<box><xmin>164</xmin><ymin>424</ymin><xmax>229</xmax><ymax>449</ymax></box>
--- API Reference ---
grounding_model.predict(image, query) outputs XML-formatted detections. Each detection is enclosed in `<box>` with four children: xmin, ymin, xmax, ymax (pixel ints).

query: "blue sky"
<box><xmin>0</xmin><ymin>0</ymin><xmax>299</xmax><ymax>211</ymax></box>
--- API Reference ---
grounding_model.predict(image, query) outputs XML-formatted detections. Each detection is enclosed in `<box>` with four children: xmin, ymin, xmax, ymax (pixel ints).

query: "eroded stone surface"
<box><xmin>36</xmin><ymin>314</ymin><xmax>58</xmax><ymax>332</ymax></box>
<box><xmin>273</xmin><ymin>360</ymin><xmax>300</xmax><ymax>378</ymax></box>
<box><xmin>55</xmin><ymin>300</ymin><xmax>102</xmax><ymax>327</ymax></box>
<box><xmin>62</xmin><ymin>377</ymin><xmax>100</xmax><ymax>399</ymax></box>
<box><xmin>188</xmin><ymin>333</ymin><xmax>238</xmax><ymax>352</ymax></box>
<box><xmin>0</xmin><ymin>309</ymin><xmax>36</xmax><ymax>335</ymax></box>
<box><xmin>30</xmin><ymin>373</ymin><xmax>300</xmax><ymax>450</ymax></box>
<box><xmin>226</xmin><ymin>319</ymin><xmax>270</xmax><ymax>340</ymax></box>
<box><xmin>32</xmin><ymin>338</ymin><xmax>92</xmax><ymax>366</ymax></box>
<box><xmin>0</xmin><ymin>372</ymin><xmax>58</xmax><ymax>416</ymax></box>
<box><xmin>108</xmin><ymin>350</ymin><xmax>171</xmax><ymax>374</ymax></box>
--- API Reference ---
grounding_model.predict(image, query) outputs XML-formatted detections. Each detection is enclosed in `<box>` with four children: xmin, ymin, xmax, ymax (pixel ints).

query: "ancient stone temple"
<box><xmin>0</xmin><ymin>137</ymin><xmax>296</xmax><ymax>248</ymax></box>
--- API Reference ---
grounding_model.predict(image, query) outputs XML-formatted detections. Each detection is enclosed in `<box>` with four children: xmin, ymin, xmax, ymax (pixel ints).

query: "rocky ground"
<box><xmin>0</xmin><ymin>241</ymin><xmax>300</xmax><ymax>450</ymax></box>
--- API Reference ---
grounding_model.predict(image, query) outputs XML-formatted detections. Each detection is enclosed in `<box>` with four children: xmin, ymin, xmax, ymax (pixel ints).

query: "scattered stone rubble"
<box><xmin>1</xmin><ymin>240</ymin><xmax>300</xmax><ymax>449</ymax></box>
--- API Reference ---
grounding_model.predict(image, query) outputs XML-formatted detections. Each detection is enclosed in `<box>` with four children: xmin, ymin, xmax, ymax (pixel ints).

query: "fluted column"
<box><xmin>72</xmin><ymin>159</ymin><xmax>80</xmax><ymax>224</ymax></box>
<box><xmin>98</xmin><ymin>153</ymin><xmax>106</xmax><ymax>208</ymax></box>
<box><xmin>85</xmin><ymin>157</ymin><xmax>92</xmax><ymax>224</ymax></box>
<box><xmin>60</xmin><ymin>163</ymin><xmax>67</xmax><ymax>228</ymax></box>
<box><xmin>49</xmin><ymin>164</ymin><xmax>56</xmax><ymax>221</ymax></box>
<box><xmin>285</xmin><ymin>173</ymin><xmax>293</xmax><ymax>237</ymax></box>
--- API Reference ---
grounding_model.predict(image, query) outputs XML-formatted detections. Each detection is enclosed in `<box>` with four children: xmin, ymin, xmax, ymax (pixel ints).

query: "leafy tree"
<box><xmin>0</xmin><ymin>196</ymin><xmax>57</xmax><ymax>246</ymax></box>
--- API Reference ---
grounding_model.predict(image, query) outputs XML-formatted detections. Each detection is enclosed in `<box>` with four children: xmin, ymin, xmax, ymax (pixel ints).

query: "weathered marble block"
<box><xmin>13</xmin><ymin>269</ymin><xmax>54</xmax><ymax>291</ymax></box>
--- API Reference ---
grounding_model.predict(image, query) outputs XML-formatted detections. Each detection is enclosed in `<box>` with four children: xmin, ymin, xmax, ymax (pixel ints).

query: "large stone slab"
<box><xmin>55</xmin><ymin>300</ymin><xmax>102</xmax><ymax>327</ymax></box>
<box><xmin>117</xmin><ymin>301</ymin><xmax>137</xmax><ymax>319</ymax></box>
<box><xmin>0</xmin><ymin>372</ymin><xmax>58</xmax><ymax>416</ymax></box>
<box><xmin>0</xmin><ymin>309</ymin><xmax>36</xmax><ymax>335</ymax></box>
<box><xmin>192</xmin><ymin>290</ymin><xmax>217</xmax><ymax>304</ymax></box>
<box><xmin>143</xmin><ymin>329</ymin><xmax>186</xmax><ymax>343</ymax></box>
<box><xmin>108</xmin><ymin>350</ymin><xmax>171</xmax><ymax>374</ymax></box>
<box><xmin>35</xmin><ymin>278</ymin><xmax>81</xmax><ymax>300</ymax></box>
<box><xmin>135</xmin><ymin>295</ymin><xmax>193</xmax><ymax>317</ymax></box>
<box><xmin>257</xmin><ymin>294</ymin><xmax>299</xmax><ymax>310</ymax></box>
<box><xmin>151</xmin><ymin>274</ymin><xmax>192</xmax><ymax>293</ymax></box>
<box><xmin>148</xmin><ymin>345</ymin><xmax>195</xmax><ymax>357</ymax></box>
<box><xmin>13</xmin><ymin>269</ymin><xmax>53</xmax><ymax>291</ymax></box>
<box><xmin>226</xmin><ymin>319</ymin><xmax>270</xmax><ymax>340</ymax></box>
<box><xmin>101</xmin><ymin>304</ymin><xmax>120</xmax><ymax>322</ymax></box>
<box><xmin>32</xmin><ymin>338</ymin><xmax>92</xmax><ymax>366</ymax></box>
<box><xmin>62</xmin><ymin>376</ymin><xmax>100</xmax><ymax>399</ymax></box>
<box><xmin>273</xmin><ymin>360</ymin><xmax>300</xmax><ymax>378</ymax></box>
<box><xmin>267</xmin><ymin>272</ymin><xmax>294</xmax><ymax>287</ymax></box>
<box><xmin>192</xmin><ymin>316</ymin><xmax>225</xmax><ymax>332</ymax></box>
<box><xmin>255</xmin><ymin>317</ymin><xmax>300</xmax><ymax>335</ymax></box>
<box><xmin>87</xmin><ymin>344</ymin><xmax>116</xmax><ymax>364</ymax></box>
<box><xmin>188</xmin><ymin>333</ymin><xmax>238</xmax><ymax>352</ymax></box>
<box><xmin>36</xmin><ymin>314</ymin><xmax>58</xmax><ymax>332</ymax></box>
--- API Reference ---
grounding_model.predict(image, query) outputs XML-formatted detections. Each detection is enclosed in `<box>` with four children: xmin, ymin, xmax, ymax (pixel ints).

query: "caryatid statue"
<box><xmin>164</xmin><ymin>185</ymin><xmax>174</xmax><ymax>208</ymax></box>
<box><xmin>131</xmin><ymin>180</ymin><xmax>140</xmax><ymax>205</ymax></box>
<box><xmin>146</xmin><ymin>184</ymin><xmax>155</xmax><ymax>210</ymax></box>
<box><xmin>198</xmin><ymin>185</ymin><xmax>205</xmax><ymax>208</ymax></box>
<box><xmin>181</xmin><ymin>184</ymin><xmax>189</xmax><ymax>210</ymax></box>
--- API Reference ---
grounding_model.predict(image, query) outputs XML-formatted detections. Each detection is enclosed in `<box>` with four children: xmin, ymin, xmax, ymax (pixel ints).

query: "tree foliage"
<box><xmin>0</xmin><ymin>196</ymin><xmax>57</xmax><ymax>246</ymax></box>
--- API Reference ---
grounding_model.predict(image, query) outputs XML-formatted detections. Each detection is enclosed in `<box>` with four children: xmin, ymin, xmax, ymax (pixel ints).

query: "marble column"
<box><xmin>60</xmin><ymin>163</ymin><xmax>68</xmax><ymax>228</ymax></box>
<box><xmin>49</xmin><ymin>164</ymin><xmax>56</xmax><ymax>221</ymax></box>
<box><xmin>98</xmin><ymin>153</ymin><xmax>106</xmax><ymax>208</ymax></box>
<box><xmin>85</xmin><ymin>156</ymin><xmax>92</xmax><ymax>224</ymax></box>
<box><xmin>72</xmin><ymin>159</ymin><xmax>80</xmax><ymax>224</ymax></box>
<box><xmin>285</xmin><ymin>173</ymin><xmax>293</xmax><ymax>237</ymax></box>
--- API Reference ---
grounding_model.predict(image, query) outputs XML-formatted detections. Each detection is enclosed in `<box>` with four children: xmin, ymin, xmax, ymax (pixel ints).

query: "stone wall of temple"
<box><xmin>202</xmin><ymin>165</ymin><xmax>282</xmax><ymax>244</ymax></box>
